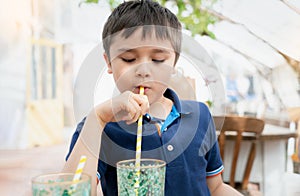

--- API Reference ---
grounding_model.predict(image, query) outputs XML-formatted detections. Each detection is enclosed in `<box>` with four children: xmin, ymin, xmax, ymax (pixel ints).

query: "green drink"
<box><xmin>117</xmin><ymin>159</ymin><xmax>166</xmax><ymax>196</ymax></box>
<box><xmin>31</xmin><ymin>173</ymin><xmax>91</xmax><ymax>196</ymax></box>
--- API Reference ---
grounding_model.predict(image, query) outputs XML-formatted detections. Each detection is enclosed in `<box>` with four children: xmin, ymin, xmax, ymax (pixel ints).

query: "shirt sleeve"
<box><xmin>65</xmin><ymin>117</ymin><xmax>86</xmax><ymax>161</ymax></box>
<box><xmin>205</xmin><ymin>142</ymin><xmax>224</xmax><ymax>178</ymax></box>
<box><xmin>203</xmin><ymin>106</ymin><xmax>224</xmax><ymax>178</ymax></box>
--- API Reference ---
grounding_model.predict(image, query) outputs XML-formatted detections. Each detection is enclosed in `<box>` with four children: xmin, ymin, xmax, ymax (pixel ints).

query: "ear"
<box><xmin>103</xmin><ymin>53</ymin><xmax>113</xmax><ymax>74</ymax></box>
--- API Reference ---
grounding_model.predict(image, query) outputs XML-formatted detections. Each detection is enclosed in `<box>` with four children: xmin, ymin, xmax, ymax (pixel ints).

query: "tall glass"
<box><xmin>31</xmin><ymin>173</ymin><xmax>91</xmax><ymax>196</ymax></box>
<box><xmin>117</xmin><ymin>159</ymin><xmax>166</xmax><ymax>196</ymax></box>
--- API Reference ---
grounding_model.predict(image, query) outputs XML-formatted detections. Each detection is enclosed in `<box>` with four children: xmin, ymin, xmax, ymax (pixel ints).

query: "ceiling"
<box><xmin>204</xmin><ymin>0</ymin><xmax>300</xmax><ymax>64</ymax></box>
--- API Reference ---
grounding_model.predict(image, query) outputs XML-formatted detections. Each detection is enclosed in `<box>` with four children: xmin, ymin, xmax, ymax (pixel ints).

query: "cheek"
<box><xmin>111</xmin><ymin>61</ymin><xmax>128</xmax><ymax>80</ymax></box>
<box><xmin>153</xmin><ymin>65</ymin><xmax>173</xmax><ymax>84</ymax></box>
<box><xmin>114</xmin><ymin>74</ymin><xmax>129</xmax><ymax>92</ymax></box>
<box><xmin>112</xmin><ymin>65</ymin><xmax>135</xmax><ymax>92</ymax></box>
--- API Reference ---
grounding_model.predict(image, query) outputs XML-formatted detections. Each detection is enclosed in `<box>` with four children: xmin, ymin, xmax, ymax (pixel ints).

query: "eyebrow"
<box><xmin>117</xmin><ymin>48</ymin><xmax>171</xmax><ymax>54</ymax></box>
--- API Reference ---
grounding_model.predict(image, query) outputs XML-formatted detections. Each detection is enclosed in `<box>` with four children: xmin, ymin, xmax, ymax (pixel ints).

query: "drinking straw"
<box><xmin>134</xmin><ymin>86</ymin><xmax>144</xmax><ymax>194</ymax></box>
<box><xmin>69</xmin><ymin>155</ymin><xmax>87</xmax><ymax>194</ymax></box>
<box><xmin>73</xmin><ymin>155</ymin><xmax>87</xmax><ymax>182</ymax></box>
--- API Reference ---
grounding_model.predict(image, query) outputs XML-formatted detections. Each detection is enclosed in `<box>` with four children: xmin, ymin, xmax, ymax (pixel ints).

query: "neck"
<box><xmin>149</xmin><ymin>97</ymin><xmax>173</xmax><ymax>120</ymax></box>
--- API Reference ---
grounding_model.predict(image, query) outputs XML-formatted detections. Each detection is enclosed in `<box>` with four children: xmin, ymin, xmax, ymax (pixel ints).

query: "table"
<box><xmin>0</xmin><ymin>143</ymin><xmax>67</xmax><ymax>195</ymax></box>
<box><xmin>221</xmin><ymin>124</ymin><xmax>298</xmax><ymax>196</ymax></box>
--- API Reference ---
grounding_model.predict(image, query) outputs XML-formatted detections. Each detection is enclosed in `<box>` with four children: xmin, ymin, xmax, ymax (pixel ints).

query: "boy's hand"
<box><xmin>95</xmin><ymin>91</ymin><xmax>149</xmax><ymax>125</ymax></box>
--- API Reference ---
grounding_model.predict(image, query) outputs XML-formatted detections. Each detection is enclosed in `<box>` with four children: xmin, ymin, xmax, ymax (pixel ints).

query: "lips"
<box><xmin>134</xmin><ymin>86</ymin><xmax>150</xmax><ymax>94</ymax></box>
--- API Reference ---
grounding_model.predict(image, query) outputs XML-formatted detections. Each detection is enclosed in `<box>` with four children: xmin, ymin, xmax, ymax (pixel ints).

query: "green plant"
<box><xmin>160</xmin><ymin>0</ymin><xmax>217</xmax><ymax>37</ymax></box>
<box><xmin>79</xmin><ymin>0</ymin><xmax>99</xmax><ymax>7</ymax></box>
<box><xmin>205</xmin><ymin>100</ymin><xmax>213</xmax><ymax>108</ymax></box>
<box><xmin>81</xmin><ymin>0</ymin><xmax>218</xmax><ymax>38</ymax></box>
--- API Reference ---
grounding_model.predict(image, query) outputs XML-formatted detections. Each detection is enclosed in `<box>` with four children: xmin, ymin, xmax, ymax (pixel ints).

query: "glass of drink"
<box><xmin>117</xmin><ymin>159</ymin><xmax>166</xmax><ymax>196</ymax></box>
<box><xmin>31</xmin><ymin>173</ymin><xmax>91</xmax><ymax>196</ymax></box>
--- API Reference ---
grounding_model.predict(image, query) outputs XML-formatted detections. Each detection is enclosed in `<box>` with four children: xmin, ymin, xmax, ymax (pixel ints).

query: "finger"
<box><xmin>116</xmin><ymin>91</ymin><xmax>145</xmax><ymax>124</ymax></box>
<box><xmin>122</xmin><ymin>98</ymin><xmax>142</xmax><ymax>124</ymax></box>
<box><xmin>121</xmin><ymin>102</ymin><xmax>137</xmax><ymax>121</ymax></box>
<box><xmin>121</xmin><ymin>110</ymin><xmax>136</xmax><ymax>123</ymax></box>
<box><xmin>132</xmin><ymin>94</ymin><xmax>149</xmax><ymax>115</ymax></box>
<box><xmin>139</xmin><ymin>95</ymin><xmax>150</xmax><ymax>114</ymax></box>
<box><xmin>125</xmin><ymin>112</ymin><xmax>141</xmax><ymax>124</ymax></box>
<box><xmin>125</xmin><ymin>99</ymin><xmax>142</xmax><ymax>124</ymax></box>
<box><xmin>129</xmin><ymin>95</ymin><xmax>141</xmax><ymax>113</ymax></box>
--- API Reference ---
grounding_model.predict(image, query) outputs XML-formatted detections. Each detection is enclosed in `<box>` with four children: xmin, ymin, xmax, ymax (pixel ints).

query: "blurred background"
<box><xmin>0</xmin><ymin>0</ymin><xmax>300</xmax><ymax>194</ymax></box>
<box><xmin>1</xmin><ymin>0</ymin><xmax>299</xmax><ymax>148</ymax></box>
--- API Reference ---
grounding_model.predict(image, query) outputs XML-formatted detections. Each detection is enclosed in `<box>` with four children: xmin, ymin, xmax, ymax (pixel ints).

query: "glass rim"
<box><xmin>31</xmin><ymin>172</ymin><xmax>91</xmax><ymax>186</ymax></box>
<box><xmin>116</xmin><ymin>158</ymin><xmax>166</xmax><ymax>169</ymax></box>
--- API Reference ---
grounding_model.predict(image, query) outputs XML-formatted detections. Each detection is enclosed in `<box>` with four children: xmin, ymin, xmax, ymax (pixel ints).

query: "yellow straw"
<box><xmin>134</xmin><ymin>86</ymin><xmax>144</xmax><ymax>194</ymax></box>
<box><xmin>73</xmin><ymin>155</ymin><xmax>87</xmax><ymax>182</ymax></box>
<box><xmin>69</xmin><ymin>155</ymin><xmax>87</xmax><ymax>193</ymax></box>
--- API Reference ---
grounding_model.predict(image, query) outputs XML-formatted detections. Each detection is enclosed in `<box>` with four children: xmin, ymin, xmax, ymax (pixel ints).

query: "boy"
<box><xmin>64</xmin><ymin>0</ymin><xmax>242</xmax><ymax>195</ymax></box>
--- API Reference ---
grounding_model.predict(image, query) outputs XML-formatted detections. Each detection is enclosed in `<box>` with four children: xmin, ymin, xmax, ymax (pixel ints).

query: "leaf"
<box><xmin>85</xmin><ymin>0</ymin><xmax>99</xmax><ymax>3</ymax></box>
<box><xmin>79</xmin><ymin>0</ymin><xmax>99</xmax><ymax>7</ymax></box>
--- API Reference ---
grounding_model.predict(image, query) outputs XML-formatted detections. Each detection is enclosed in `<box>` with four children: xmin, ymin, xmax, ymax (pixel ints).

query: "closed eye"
<box><xmin>121</xmin><ymin>58</ymin><xmax>135</xmax><ymax>63</ymax></box>
<box><xmin>153</xmin><ymin>59</ymin><xmax>165</xmax><ymax>63</ymax></box>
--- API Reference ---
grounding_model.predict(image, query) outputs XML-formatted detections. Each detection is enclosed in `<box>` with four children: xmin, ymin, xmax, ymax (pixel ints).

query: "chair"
<box><xmin>213</xmin><ymin>115</ymin><xmax>265</xmax><ymax>193</ymax></box>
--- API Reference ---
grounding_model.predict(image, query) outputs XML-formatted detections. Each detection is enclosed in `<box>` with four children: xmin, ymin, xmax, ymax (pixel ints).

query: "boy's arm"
<box><xmin>62</xmin><ymin>91</ymin><xmax>149</xmax><ymax>196</ymax></box>
<box><xmin>62</xmin><ymin>109</ymin><xmax>105</xmax><ymax>196</ymax></box>
<box><xmin>207</xmin><ymin>175</ymin><xmax>243</xmax><ymax>196</ymax></box>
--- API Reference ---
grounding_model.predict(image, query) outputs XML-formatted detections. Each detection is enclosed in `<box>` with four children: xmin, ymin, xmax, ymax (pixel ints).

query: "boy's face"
<box><xmin>104</xmin><ymin>28</ymin><xmax>177</xmax><ymax>104</ymax></box>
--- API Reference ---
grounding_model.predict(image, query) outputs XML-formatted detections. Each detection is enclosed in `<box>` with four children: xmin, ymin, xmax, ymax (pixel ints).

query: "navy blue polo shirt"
<box><xmin>66</xmin><ymin>89</ymin><xmax>223</xmax><ymax>195</ymax></box>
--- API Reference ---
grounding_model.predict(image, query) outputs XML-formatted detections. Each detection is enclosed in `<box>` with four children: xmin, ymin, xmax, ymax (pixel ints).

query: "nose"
<box><xmin>135</xmin><ymin>63</ymin><xmax>151</xmax><ymax>78</ymax></box>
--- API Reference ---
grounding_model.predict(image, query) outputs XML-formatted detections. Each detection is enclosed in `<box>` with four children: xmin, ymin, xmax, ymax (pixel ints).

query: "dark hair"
<box><xmin>102</xmin><ymin>0</ymin><xmax>182</xmax><ymax>64</ymax></box>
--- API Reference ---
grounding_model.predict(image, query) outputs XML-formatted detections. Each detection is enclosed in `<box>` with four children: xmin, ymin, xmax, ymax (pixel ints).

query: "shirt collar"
<box><xmin>163</xmin><ymin>88</ymin><xmax>191</xmax><ymax>115</ymax></box>
<box><xmin>141</xmin><ymin>88</ymin><xmax>191</xmax><ymax>125</ymax></box>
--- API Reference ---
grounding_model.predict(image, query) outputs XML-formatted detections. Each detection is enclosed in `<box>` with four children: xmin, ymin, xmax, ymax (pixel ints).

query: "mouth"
<box><xmin>134</xmin><ymin>85</ymin><xmax>150</xmax><ymax>94</ymax></box>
